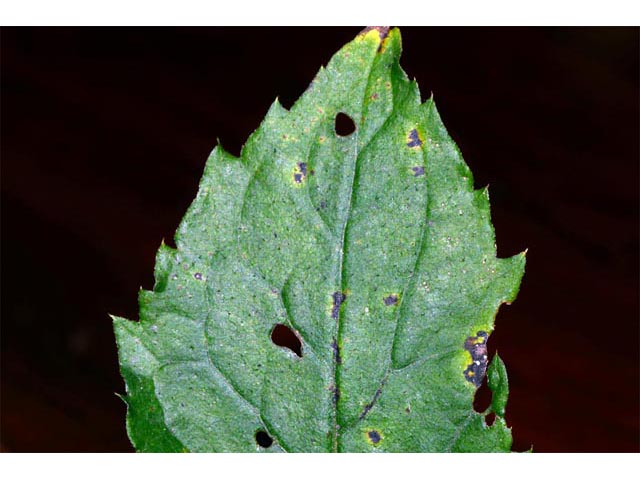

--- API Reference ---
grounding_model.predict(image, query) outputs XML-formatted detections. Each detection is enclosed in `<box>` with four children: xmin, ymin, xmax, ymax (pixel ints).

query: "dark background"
<box><xmin>1</xmin><ymin>27</ymin><xmax>638</xmax><ymax>452</ymax></box>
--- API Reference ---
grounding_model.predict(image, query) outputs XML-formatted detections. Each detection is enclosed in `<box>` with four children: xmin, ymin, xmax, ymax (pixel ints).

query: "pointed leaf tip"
<box><xmin>359</xmin><ymin>26</ymin><xmax>391</xmax><ymax>41</ymax></box>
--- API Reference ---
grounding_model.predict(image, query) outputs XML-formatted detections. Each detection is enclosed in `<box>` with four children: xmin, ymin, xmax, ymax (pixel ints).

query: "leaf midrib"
<box><xmin>333</xmin><ymin>44</ymin><xmax>399</xmax><ymax>452</ymax></box>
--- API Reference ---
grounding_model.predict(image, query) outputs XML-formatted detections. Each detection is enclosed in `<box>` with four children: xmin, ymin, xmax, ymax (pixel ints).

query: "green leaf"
<box><xmin>488</xmin><ymin>353</ymin><xmax>509</xmax><ymax>417</ymax></box>
<box><xmin>113</xmin><ymin>27</ymin><xmax>525</xmax><ymax>452</ymax></box>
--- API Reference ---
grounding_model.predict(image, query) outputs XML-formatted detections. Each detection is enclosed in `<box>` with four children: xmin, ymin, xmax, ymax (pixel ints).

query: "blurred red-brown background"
<box><xmin>1</xmin><ymin>27</ymin><xmax>638</xmax><ymax>452</ymax></box>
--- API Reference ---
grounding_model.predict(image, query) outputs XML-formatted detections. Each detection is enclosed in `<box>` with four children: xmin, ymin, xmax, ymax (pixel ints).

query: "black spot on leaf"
<box><xmin>331</xmin><ymin>385</ymin><xmax>340</xmax><ymax>405</ymax></box>
<box><xmin>331</xmin><ymin>291</ymin><xmax>346</xmax><ymax>319</ymax></box>
<box><xmin>255</xmin><ymin>430</ymin><xmax>273</xmax><ymax>448</ymax></box>
<box><xmin>407</xmin><ymin>128</ymin><xmax>422</xmax><ymax>147</ymax></box>
<box><xmin>335</xmin><ymin>112</ymin><xmax>356</xmax><ymax>136</ymax></box>
<box><xmin>331</xmin><ymin>338</ymin><xmax>342</xmax><ymax>364</ymax></box>
<box><xmin>368</xmin><ymin>430</ymin><xmax>382</xmax><ymax>444</ymax></box>
<box><xmin>463</xmin><ymin>331</ymin><xmax>489</xmax><ymax>387</ymax></box>
<box><xmin>359</xmin><ymin>386</ymin><xmax>383</xmax><ymax>420</ymax></box>
<box><xmin>271</xmin><ymin>324</ymin><xmax>303</xmax><ymax>357</ymax></box>
<box><xmin>383</xmin><ymin>294</ymin><xmax>398</xmax><ymax>306</ymax></box>
<box><xmin>411</xmin><ymin>166</ymin><xmax>425</xmax><ymax>177</ymax></box>
<box><xmin>294</xmin><ymin>162</ymin><xmax>312</xmax><ymax>184</ymax></box>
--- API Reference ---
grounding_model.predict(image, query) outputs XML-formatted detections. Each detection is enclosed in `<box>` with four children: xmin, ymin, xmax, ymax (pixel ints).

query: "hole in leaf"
<box><xmin>335</xmin><ymin>112</ymin><xmax>356</xmax><ymax>136</ymax></box>
<box><xmin>163</xmin><ymin>236</ymin><xmax>177</xmax><ymax>249</ymax></box>
<box><xmin>472</xmin><ymin>372</ymin><xmax>492</xmax><ymax>413</ymax></box>
<box><xmin>255</xmin><ymin>430</ymin><xmax>273</xmax><ymax>448</ymax></box>
<box><xmin>271</xmin><ymin>323</ymin><xmax>303</xmax><ymax>357</ymax></box>
<box><xmin>485</xmin><ymin>412</ymin><xmax>496</xmax><ymax>427</ymax></box>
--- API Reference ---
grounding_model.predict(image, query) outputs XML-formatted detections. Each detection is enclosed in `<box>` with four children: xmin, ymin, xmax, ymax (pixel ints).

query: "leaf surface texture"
<box><xmin>114</xmin><ymin>27</ymin><xmax>525</xmax><ymax>452</ymax></box>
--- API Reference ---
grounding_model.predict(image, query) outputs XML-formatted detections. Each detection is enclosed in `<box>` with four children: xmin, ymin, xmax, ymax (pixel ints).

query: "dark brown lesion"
<box><xmin>331</xmin><ymin>291</ymin><xmax>346</xmax><ymax>319</ymax></box>
<box><xmin>359</xmin><ymin>386</ymin><xmax>383</xmax><ymax>420</ymax></box>
<box><xmin>331</xmin><ymin>337</ymin><xmax>342</xmax><ymax>365</ymax></box>
<box><xmin>411</xmin><ymin>166</ymin><xmax>425</xmax><ymax>177</ymax></box>
<box><xmin>463</xmin><ymin>331</ymin><xmax>489</xmax><ymax>387</ymax></box>
<box><xmin>329</xmin><ymin>384</ymin><xmax>339</xmax><ymax>405</ymax></box>
<box><xmin>293</xmin><ymin>162</ymin><xmax>313</xmax><ymax>184</ymax></box>
<box><xmin>367</xmin><ymin>430</ymin><xmax>382</xmax><ymax>445</ymax></box>
<box><xmin>383</xmin><ymin>294</ymin><xmax>399</xmax><ymax>306</ymax></box>
<box><xmin>407</xmin><ymin>128</ymin><xmax>422</xmax><ymax>148</ymax></box>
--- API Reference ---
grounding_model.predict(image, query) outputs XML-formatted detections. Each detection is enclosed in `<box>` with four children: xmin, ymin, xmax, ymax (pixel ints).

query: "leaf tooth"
<box><xmin>497</xmin><ymin>253</ymin><xmax>527</xmax><ymax>304</ymax></box>
<box><xmin>268</xmin><ymin>96</ymin><xmax>290</xmax><ymax>116</ymax></box>
<box><xmin>208</xmin><ymin>140</ymin><xmax>240</xmax><ymax>162</ymax></box>
<box><xmin>153</xmin><ymin>242</ymin><xmax>177</xmax><ymax>293</ymax></box>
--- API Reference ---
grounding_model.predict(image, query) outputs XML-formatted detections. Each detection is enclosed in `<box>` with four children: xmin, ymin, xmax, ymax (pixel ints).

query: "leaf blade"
<box><xmin>114</xmin><ymin>27</ymin><xmax>525</xmax><ymax>453</ymax></box>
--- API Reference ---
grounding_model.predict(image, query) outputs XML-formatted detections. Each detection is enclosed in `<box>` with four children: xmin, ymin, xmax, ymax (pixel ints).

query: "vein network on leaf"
<box><xmin>113</xmin><ymin>27</ymin><xmax>526</xmax><ymax>453</ymax></box>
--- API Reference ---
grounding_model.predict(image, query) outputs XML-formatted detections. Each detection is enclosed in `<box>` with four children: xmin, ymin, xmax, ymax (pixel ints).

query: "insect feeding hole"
<box><xmin>270</xmin><ymin>324</ymin><xmax>303</xmax><ymax>357</ymax></box>
<box><xmin>335</xmin><ymin>112</ymin><xmax>356</xmax><ymax>136</ymax></box>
